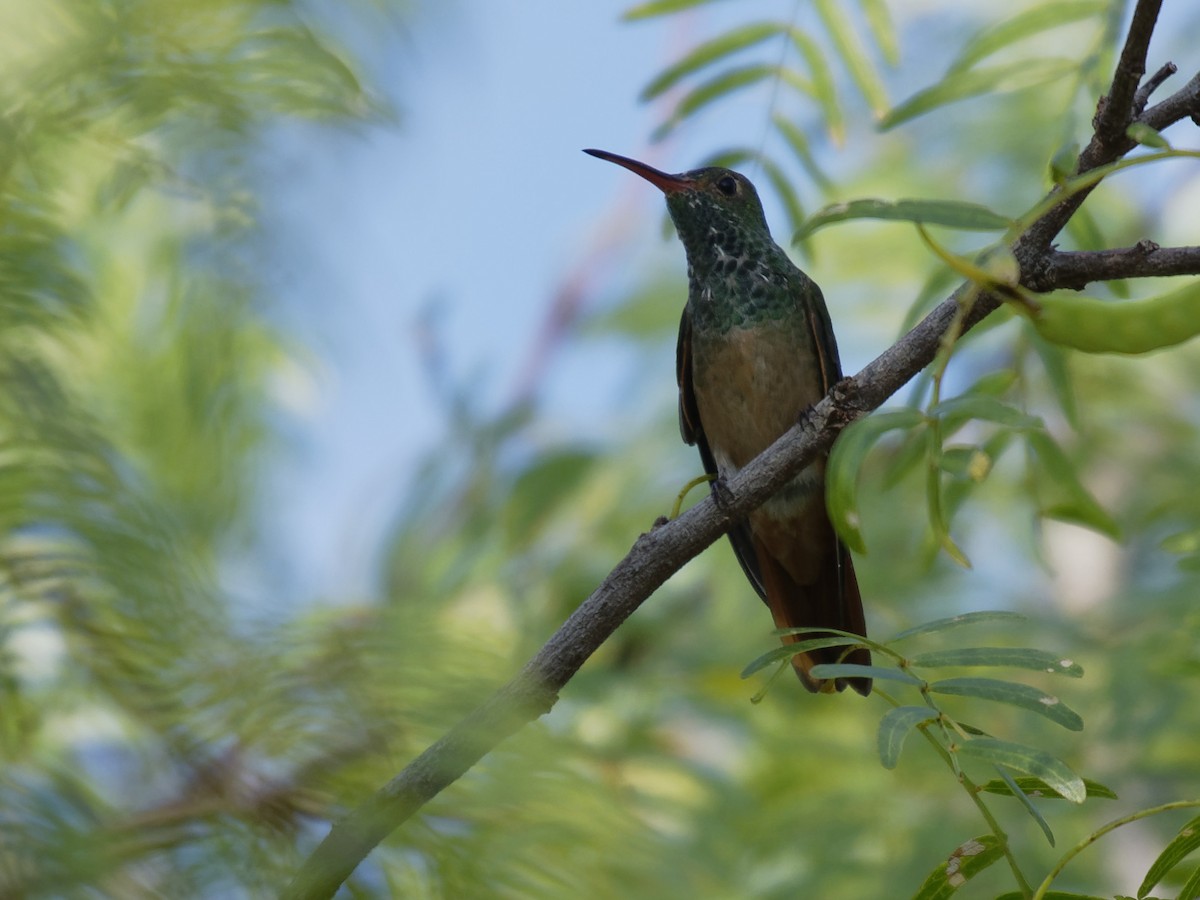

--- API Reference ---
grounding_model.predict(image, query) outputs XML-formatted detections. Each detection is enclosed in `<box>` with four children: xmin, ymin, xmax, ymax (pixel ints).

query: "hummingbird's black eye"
<box><xmin>716</xmin><ymin>175</ymin><xmax>738</xmax><ymax>196</ymax></box>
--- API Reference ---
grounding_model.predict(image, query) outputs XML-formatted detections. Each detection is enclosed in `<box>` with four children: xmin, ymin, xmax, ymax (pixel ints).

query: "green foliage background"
<box><xmin>1</xmin><ymin>0</ymin><xmax>1199</xmax><ymax>897</ymax></box>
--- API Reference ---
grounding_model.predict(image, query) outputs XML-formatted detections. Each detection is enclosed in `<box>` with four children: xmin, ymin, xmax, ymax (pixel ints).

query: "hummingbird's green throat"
<box><xmin>582</xmin><ymin>148</ymin><xmax>814</xmax><ymax>334</ymax></box>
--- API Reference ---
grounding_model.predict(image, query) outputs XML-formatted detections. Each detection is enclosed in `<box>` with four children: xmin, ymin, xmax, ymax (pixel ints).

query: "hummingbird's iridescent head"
<box><xmin>583</xmin><ymin>149</ymin><xmax>772</xmax><ymax>258</ymax></box>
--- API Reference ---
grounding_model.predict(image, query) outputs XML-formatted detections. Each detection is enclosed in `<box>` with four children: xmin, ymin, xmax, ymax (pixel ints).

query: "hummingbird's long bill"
<box><xmin>583</xmin><ymin>148</ymin><xmax>692</xmax><ymax>194</ymax></box>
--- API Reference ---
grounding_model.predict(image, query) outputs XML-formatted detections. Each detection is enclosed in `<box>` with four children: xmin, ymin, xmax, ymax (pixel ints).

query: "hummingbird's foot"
<box><xmin>670</xmin><ymin>472</ymin><xmax>716</xmax><ymax>518</ymax></box>
<box><xmin>796</xmin><ymin>403</ymin><xmax>820</xmax><ymax>433</ymax></box>
<box><xmin>711</xmin><ymin>475</ymin><xmax>736</xmax><ymax>511</ymax></box>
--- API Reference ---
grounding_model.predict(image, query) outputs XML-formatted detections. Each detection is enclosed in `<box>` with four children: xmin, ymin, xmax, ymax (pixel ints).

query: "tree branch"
<box><xmin>1029</xmin><ymin>242</ymin><xmax>1200</xmax><ymax>291</ymax></box>
<box><xmin>283</xmin><ymin>6</ymin><xmax>1200</xmax><ymax>898</ymax></box>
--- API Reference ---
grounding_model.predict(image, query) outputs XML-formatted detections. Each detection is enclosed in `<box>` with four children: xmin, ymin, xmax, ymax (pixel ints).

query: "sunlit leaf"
<box><xmin>955</xmin><ymin>739</ymin><xmax>1085</xmax><ymax>803</ymax></box>
<box><xmin>978</xmin><ymin>776</ymin><xmax>1117</xmax><ymax>800</ymax></box>
<box><xmin>931</xmin><ymin>677</ymin><xmax>1083</xmax><ymax>730</ymax></box>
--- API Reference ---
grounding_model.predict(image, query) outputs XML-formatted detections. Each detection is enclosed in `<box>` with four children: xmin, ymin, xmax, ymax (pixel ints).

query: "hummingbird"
<box><xmin>584</xmin><ymin>149</ymin><xmax>870</xmax><ymax>695</ymax></box>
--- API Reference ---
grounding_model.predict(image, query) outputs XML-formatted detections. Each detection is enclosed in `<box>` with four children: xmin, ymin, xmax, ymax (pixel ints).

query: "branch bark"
<box><xmin>283</xmin><ymin>6</ymin><xmax>1200</xmax><ymax>898</ymax></box>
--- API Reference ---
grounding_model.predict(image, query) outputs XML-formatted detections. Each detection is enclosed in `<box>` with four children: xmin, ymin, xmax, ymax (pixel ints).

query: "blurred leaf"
<box><xmin>640</xmin><ymin>22</ymin><xmax>786</xmax><ymax>100</ymax></box>
<box><xmin>623</xmin><ymin>0</ymin><xmax>729</xmax><ymax>20</ymax></box>
<box><xmin>741</xmin><ymin>635</ymin><xmax>869</xmax><ymax>678</ymax></box>
<box><xmin>1126</xmin><ymin>122</ymin><xmax>1171</xmax><ymax>149</ymax></box>
<box><xmin>813</xmin><ymin>0</ymin><xmax>889</xmax><ymax>117</ymax></box>
<box><xmin>956</xmin><ymin>739</ymin><xmax>1085</xmax><ymax>802</ymax></box>
<box><xmin>859</xmin><ymin>0</ymin><xmax>899</xmax><ymax>66</ymax></box>
<box><xmin>796</xmin><ymin>198</ymin><xmax>1011</xmax><ymax>241</ymax></box>
<box><xmin>909</xmin><ymin>648</ymin><xmax>1083</xmax><ymax>677</ymax></box>
<box><xmin>881</xmin><ymin>58</ymin><xmax>1077</xmax><ymax>130</ymax></box>
<box><xmin>773</xmin><ymin>115</ymin><xmax>833</xmax><ymax>190</ymax></box>
<box><xmin>505</xmin><ymin>449</ymin><xmax>597</xmax><ymax>545</ymax></box>
<box><xmin>932</xmin><ymin>395</ymin><xmax>1040</xmax><ymax>433</ymax></box>
<box><xmin>889</xmin><ymin>611</ymin><xmax>1026</xmax><ymax>642</ymax></box>
<box><xmin>1025</xmin><ymin>430</ymin><xmax>1120</xmax><ymax>538</ymax></box>
<box><xmin>930</xmin><ymin>677</ymin><xmax>1083</xmax><ymax>730</ymax></box>
<box><xmin>1138</xmin><ymin>814</ymin><xmax>1200</xmax><ymax>899</ymax></box>
<box><xmin>653</xmin><ymin>64</ymin><xmax>809</xmax><ymax>140</ymax></box>
<box><xmin>827</xmin><ymin>407</ymin><xmax>926</xmax><ymax>552</ymax></box>
<box><xmin>978</xmin><ymin>776</ymin><xmax>1117</xmax><ymax>800</ymax></box>
<box><xmin>877</xmin><ymin>706</ymin><xmax>940</xmax><ymax>769</ymax></box>
<box><xmin>910</xmin><ymin>835</ymin><xmax>1004</xmax><ymax>899</ymax></box>
<box><xmin>948</xmin><ymin>2</ymin><xmax>1105</xmax><ymax>73</ymax></box>
<box><xmin>809</xmin><ymin>663</ymin><xmax>924</xmax><ymax>685</ymax></box>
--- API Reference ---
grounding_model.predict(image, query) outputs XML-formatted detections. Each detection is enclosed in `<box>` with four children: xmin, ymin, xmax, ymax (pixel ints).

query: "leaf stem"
<box><xmin>1031</xmin><ymin>800</ymin><xmax>1200</xmax><ymax>899</ymax></box>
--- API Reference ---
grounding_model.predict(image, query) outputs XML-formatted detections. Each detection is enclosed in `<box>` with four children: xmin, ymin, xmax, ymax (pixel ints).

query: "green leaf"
<box><xmin>1029</xmin><ymin>332</ymin><xmax>1079</xmax><ymax>427</ymax></box>
<box><xmin>910</xmin><ymin>835</ymin><xmax>1004</xmax><ymax>899</ymax></box>
<box><xmin>932</xmin><ymin>395</ymin><xmax>1041</xmax><ymax>433</ymax></box>
<box><xmin>1179</xmin><ymin>861</ymin><xmax>1200</xmax><ymax>900</ymax></box>
<box><xmin>1138</xmin><ymin>814</ymin><xmax>1200</xmax><ymax>899</ymax></box>
<box><xmin>623</xmin><ymin>0</ymin><xmax>729</xmax><ymax>20</ymax></box>
<box><xmin>956</xmin><ymin>738</ymin><xmax>1085</xmax><ymax>803</ymax></box>
<box><xmin>1127</xmin><ymin>122</ymin><xmax>1171</xmax><ymax>149</ymax></box>
<box><xmin>859</xmin><ymin>0</ymin><xmax>899</xmax><ymax>66</ymax></box>
<box><xmin>773</xmin><ymin>115</ymin><xmax>833</xmax><ymax>190</ymax></box>
<box><xmin>1025</xmin><ymin>430</ymin><xmax>1120</xmax><ymax>538</ymax></box>
<box><xmin>996</xmin><ymin>892</ymin><xmax>1108</xmax><ymax>900</ymax></box>
<box><xmin>881</xmin><ymin>58</ymin><xmax>1076</xmax><ymax>130</ymax></box>
<box><xmin>814</xmin><ymin>0</ymin><xmax>889</xmax><ymax>117</ymax></box>
<box><xmin>877</xmin><ymin>706</ymin><xmax>939</xmax><ymax>769</ymax></box>
<box><xmin>978</xmin><ymin>776</ymin><xmax>1117</xmax><ymax>800</ymax></box>
<box><xmin>740</xmin><ymin>635</ymin><xmax>867</xmax><ymax>678</ymax></box>
<box><xmin>505</xmin><ymin>450</ymin><xmax>596</xmax><ymax>543</ymax></box>
<box><xmin>948</xmin><ymin>2</ymin><xmax>1105</xmax><ymax>73</ymax></box>
<box><xmin>782</xmin><ymin>32</ymin><xmax>844</xmax><ymax>141</ymax></box>
<box><xmin>640</xmin><ymin>22</ymin><xmax>785</xmax><ymax>100</ymax></box>
<box><xmin>930</xmin><ymin>677</ymin><xmax>1083</xmax><ymax>730</ymax></box>
<box><xmin>909</xmin><ymin>647</ymin><xmax>1083</xmax><ymax>677</ymax></box>
<box><xmin>795</xmin><ymin>198</ymin><xmax>1011</xmax><ymax>241</ymax></box>
<box><xmin>653</xmin><ymin>65</ymin><xmax>809</xmax><ymax>140</ymax></box>
<box><xmin>826</xmin><ymin>408</ymin><xmax>926</xmax><ymax>552</ymax></box>
<box><xmin>995</xmin><ymin>766</ymin><xmax>1056</xmax><ymax>846</ymax></box>
<box><xmin>888</xmin><ymin>610</ymin><xmax>1025</xmax><ymax>643</ymax></box>
<box><xmin>809</xmin><ymin>663</ymin><xmax>924</xmax><ymax>685</ymax></box>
